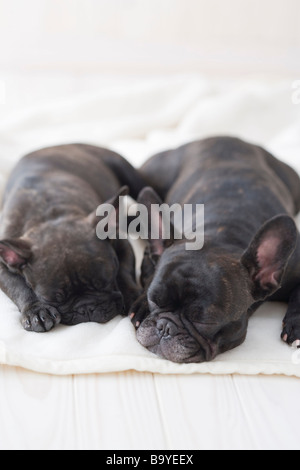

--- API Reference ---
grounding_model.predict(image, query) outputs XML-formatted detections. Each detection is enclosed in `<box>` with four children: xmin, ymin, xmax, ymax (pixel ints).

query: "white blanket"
<box><xmin>0</xmin><ymin>75</ymin><xmax>300</xmax><ymax>376</ymax></box>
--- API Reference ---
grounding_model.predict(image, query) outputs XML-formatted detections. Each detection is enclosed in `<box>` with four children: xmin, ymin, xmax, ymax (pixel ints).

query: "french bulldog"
<box><xmin>131</xmin><ymin>137</ymin><xmax>300</xmax><ymax>363</ymax></box>
<box><xmin>0</xmin><ymin>143</ymin><xmax>145</xmax><ymax>332</ymax></box>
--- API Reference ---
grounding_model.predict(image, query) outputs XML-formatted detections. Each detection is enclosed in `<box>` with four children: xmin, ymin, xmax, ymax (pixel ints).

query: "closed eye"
<box><xmin>148</xmin><ymin>298</ymin><xmax>173</xmax><ymax>314</ymax></box>
<box><xmin>148</xmin><ymin>299</ymin><xmax>172</xmax><ymax>312</ymax></box>
<box><xmin>192</xmin><ymin>321</ymin><xmax>222</xmax><ymax>337</ymax></box>
<box><xmin>148</xmin><ymin>299</ymin><xmax>159</xmax><ymax>312</ymax></box>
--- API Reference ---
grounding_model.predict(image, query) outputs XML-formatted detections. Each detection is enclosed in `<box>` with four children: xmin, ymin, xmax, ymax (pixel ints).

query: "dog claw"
<box><xmin>22</xmin><ymin>318</ymin><xmax>31</xmax><ymax>330</ymax></box>
<box><xmin>21</xmin><ymin>302</ymin><xmax>61</xmax><ymax>332</ymax></box>
<box><xmin>292</xmin><ymin>339</ymin><xmax>300</xmax><ymax>348</ymax></box>
<box><xmin>283</xmin><ymin>334</ymin><xmax>288</xmax><ymax>342</ymax></box>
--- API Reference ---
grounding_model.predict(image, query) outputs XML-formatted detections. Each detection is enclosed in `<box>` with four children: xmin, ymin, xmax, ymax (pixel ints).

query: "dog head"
<box><xmin>135</xmin><ymin>188</ymin><xmax>298</xmax><ymax>363</ymax></box>
<box><xmin>0</xmin><ymin>187</ymin><xmax>129</xmax><ymax>326</ymax></box>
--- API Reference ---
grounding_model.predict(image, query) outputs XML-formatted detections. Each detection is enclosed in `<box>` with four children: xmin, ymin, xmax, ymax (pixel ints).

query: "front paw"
<box><xmin>21</xmin><ymin>302</ymin><xmax>61</xmax><ymax>332</ymax></box>
<box><xmin>129</xmin><ymin>293</ymin><xmax>150</xmax><ymax>329</ymax></box>
<box><xmin>281</xmin><ymin>314</ymin><xmax>300</xmax><ymax>347</ymax></box>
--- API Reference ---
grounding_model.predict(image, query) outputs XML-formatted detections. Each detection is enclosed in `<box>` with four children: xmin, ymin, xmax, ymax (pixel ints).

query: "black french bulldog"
<box><xmin>0</xmin><ymin>143</ymin><xmax>145</xmax><ymax>332</ymax></box>
<box><xmin>131</xmin><ymin>137</ymin><xmax>300</xmax><ymax>363</ymax></box>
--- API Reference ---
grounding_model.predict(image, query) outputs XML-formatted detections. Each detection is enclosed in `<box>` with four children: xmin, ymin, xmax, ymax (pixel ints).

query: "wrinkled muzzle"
<box><xmin>136</xmin><ymin>313</ymin><xmax>218</xmax><ymax>364</ymax></box>
<box><xmin>58</xmin><ymin>291</ymin><xmax>124</xmax><ymax>325</ymax></box>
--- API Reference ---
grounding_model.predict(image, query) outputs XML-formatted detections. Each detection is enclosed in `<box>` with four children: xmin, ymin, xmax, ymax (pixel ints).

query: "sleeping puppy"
<box><xmin>0</xmin><ymin>144</ymin><xmax>145</xmax><ymax>332</ymax></box>
<box><xmin>131</xmin><ymin>137</ymin><xmax>300</xmax><ymax>363</ymax></box>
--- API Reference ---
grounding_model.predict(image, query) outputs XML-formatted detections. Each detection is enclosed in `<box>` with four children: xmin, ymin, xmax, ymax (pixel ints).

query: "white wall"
<box><xmin>0</xmin><ymin>0</ymin><xmax>299</xmax><ymax>77</ymax></box>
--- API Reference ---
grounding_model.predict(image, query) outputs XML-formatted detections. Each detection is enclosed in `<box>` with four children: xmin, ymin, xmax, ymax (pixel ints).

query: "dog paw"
<box><xmin>21</xmin><ymin>302</ymin><xmax>61</xmax><ymax>332</ymax></box>
<box><xmin>281</xmin><ymin>316</ymin><xmax>300</xmax><ymax>347</ymax></box>
<box><xmin>129</xmin><ymin>293</ymin><xmax>150</xmax><ymax>329</ymax></box>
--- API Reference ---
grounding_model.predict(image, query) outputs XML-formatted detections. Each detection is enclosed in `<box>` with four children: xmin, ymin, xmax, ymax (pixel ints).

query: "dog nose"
<box><xmin>156</xmin><ymin>318</ymin><xmax>178</xmax><ymax>337</ymax></box>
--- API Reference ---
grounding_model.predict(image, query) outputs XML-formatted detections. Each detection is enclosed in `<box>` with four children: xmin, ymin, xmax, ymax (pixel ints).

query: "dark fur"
<box><xmin>131</xmin><ymin>137</ymin><xmax>300</xmax><ymax>363</ymax></box>
<box><xmin>0</xmin><ymin>144</ymin><xmax>145</xmax><ymax>332</ymax></box>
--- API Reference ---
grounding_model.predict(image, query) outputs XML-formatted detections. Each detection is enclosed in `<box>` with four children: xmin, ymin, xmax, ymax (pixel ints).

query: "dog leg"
<box><xmin>0</xmin><ymin>264</ymin><xmax>60</xmax><ymax>332</ymax></box>
<box><xmin>282</xmin><ymin>285</ymin><xmax>300</xmax><ymax>346</ymax></box>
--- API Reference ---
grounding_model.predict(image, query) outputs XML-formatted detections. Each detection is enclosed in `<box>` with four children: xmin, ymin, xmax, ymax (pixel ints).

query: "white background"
<box><xmin>0</xmin><ymin>0</ymin><xmax>299</xmax><ymax>76</ymax></box>
<box><xmin>0</xmin><ymin>0</ymin><xmax>299</xmax><ymax>115</ymax></box>
<box><xmin>0</xmin><ymin>0</ymin><xmax>300</xmax><ymax>451</ymax></box>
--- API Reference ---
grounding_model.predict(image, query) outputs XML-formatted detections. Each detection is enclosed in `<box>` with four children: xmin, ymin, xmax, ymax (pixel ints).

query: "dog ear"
<box><xmin>136</xmin><ymin>187</ymin><xmax>174</xmax><ymax>261</ymax></box>
<box><xmin>0</xmin><ymin>238</ymin><xmax>32</xmax><ymax>269</ymax></box>
<box><xmin>87</xmin><ymin>186</ymin><xmax>129</xmax><ymax>233</ymax></box>
<box><xmin>105</xmin><ymin>186</ymin><xmax>129</xmax><ymax>211</ymax></box>
<box><xmin>241</xmin><ymin>215</ymin><xmax>298</xmax><ymax>300</ymax></box>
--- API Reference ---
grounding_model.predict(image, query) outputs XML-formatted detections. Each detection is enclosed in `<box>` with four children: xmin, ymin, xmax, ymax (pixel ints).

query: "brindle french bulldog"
<box><xmin>0</xmin><ymin>144</ymin><xmax>145</xmax><ymax>332</ymax></box>
<box><xmin>131</xmin><ymin>137</ymin><xmax>300</xmax><ymax>363</ymax></box>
